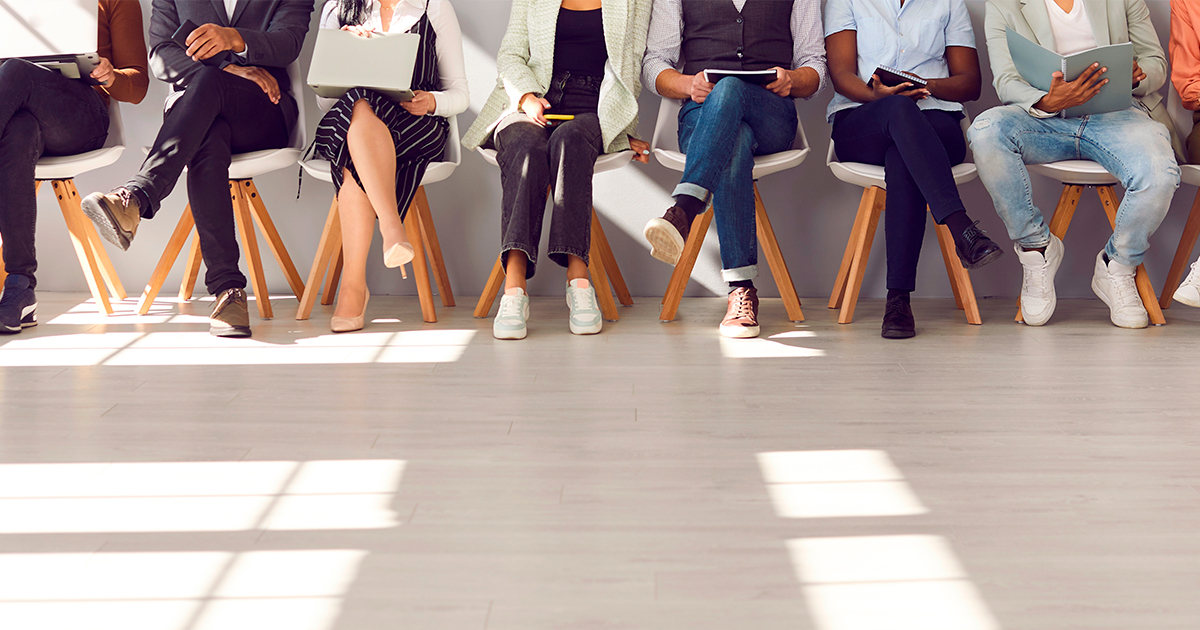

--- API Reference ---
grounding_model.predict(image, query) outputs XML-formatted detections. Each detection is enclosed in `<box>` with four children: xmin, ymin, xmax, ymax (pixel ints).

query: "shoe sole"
<box><xmin>1</xmin><ymin>304</ymin><xmax>38</xmax><ymax>334</ymax></box>
<box><xmin>881</xmin><ymin>328</ymin><xmax>916</xmax><ymax>339</ymax></box>
<box><xmin>493</xmin><ymin>328</ymin><xmax>527</xmax><ymax>340</ymax></box>
<box><xmin>719</xmin><ymin>324</ymin><xmax>759</xmax><ymax>339</ymax></box>
<box><xmin>210</xmin><ymin>325</ymin><xmax>252</xmax><ymax>338</ymax></box>
<box><xmin>384</xmin><ymin>243</ymin><xmax>415</xmax><ymax>269</ymax></box>
<box><xmin>1091</xmin><ymin>277</ymin><xmax>1148</xmax><ymax>329</ymax></box>
<box><xmin>644</xmin><ymin>219</ymin><xmax>684</xmax><ymax>266</ymax></box>
<box><xmin>961</xmin><ymin>247</ymin><xmax>1004</xmax><ymax>270</ymax></box>
<box><xmin>81</xmin><ymin>194</ymin><xmax>133</xmax><ymax>251</ymax></box>
<box><xmin>569</xmin><ymin>320</ymin><xmax>602</xmax><ymax>335</ymax></box>
<box><xmin>1172</xmin><ymin>289</ymin><xmax>1200</xmax><ymax>308</ymax></box>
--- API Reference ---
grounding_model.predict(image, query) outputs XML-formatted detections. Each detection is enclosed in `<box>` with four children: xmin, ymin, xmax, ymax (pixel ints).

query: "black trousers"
<box><xmin>129</xmin><ymin>67</ymin><xmax>293</xmax><ymax>295</ymax></box>
<box><xmin>832</xmin><ymin>96</ymin><xmax>967</xmax><ymax>292</ymax></box>
<box><xmin>0</xmin><ymin>59</ymin><xmax>109</xmax><ymax>288</ymax></box>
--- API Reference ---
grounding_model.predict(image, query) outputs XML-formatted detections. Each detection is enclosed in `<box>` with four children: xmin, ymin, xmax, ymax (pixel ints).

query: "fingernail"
<box><xmin>642</xmin><ymin>150</ymin><xmax>650</xmax><ymax>154</ymax></box>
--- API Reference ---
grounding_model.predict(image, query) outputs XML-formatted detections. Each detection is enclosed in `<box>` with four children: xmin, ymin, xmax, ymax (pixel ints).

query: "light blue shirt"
<box><xmin>824</xmin><ymin>0</ymin><xmax>976</xmax><ymax>122</ymax></box>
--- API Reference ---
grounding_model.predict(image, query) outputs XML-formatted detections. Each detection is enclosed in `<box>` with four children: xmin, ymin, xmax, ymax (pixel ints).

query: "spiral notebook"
<box><xmin>1006</xmin><ymin>27</ymin><xmax>1133</xmax><ymax>118</ymax></box>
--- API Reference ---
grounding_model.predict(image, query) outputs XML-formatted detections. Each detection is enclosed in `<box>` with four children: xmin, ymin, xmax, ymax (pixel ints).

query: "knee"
<box><xmin>704</xmin><ymin>78</ymin><xmax>749</xmax><ymax>110</ymax></box>
<box><xmin>1</xmin><ymin>111</ymin><xmax>40</xmax><ymax>143</ymax></box>
<box><xmin>187</xmin><ymin>66</ymin><xmax>225</xmax><ymax>94</ymax></box>
<box><xmin>968</xmin><ymin>107</ymin><xmax>1020</xmax><ymax>153</ymax></box>
<box><xmin>876</xmin><ymin>94</ymin><xmax>922</xmax><ymax>118</ymax></box>
<box><xmin>350</xmin><ymin>99</ymin><xmax>380</xmax><ymax>126</ymax></box>
<box><xmin>0</xmin><ymin>58</ymin><xmax>38</xmax><ymax>83</ymax></box>
<box><xmin>1127</xmin><ymin>154</ymin><xmax>1181</xmax><ymax>195</ymax></box>
<box><xmin>496</xmin><ymin>122</ymin><xmax>548</xmax><ymax>159</ymax></box>
<box><xmin>547</xmin><ymin>122</ymin><xmax>596</xmax><ymax>154</ymax></box>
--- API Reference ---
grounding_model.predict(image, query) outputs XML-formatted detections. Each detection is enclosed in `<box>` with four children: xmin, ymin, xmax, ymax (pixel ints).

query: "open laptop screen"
<box><xmin>0</xmin><ymin>0</ymin><xmax>99</xmax><ymax>59</ymax></box>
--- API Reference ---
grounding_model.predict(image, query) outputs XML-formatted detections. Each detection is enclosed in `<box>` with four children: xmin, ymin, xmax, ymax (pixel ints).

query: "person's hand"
<box><xmin>869</xmin><ymin>74</ymin><xmax>929</xmax><ymax>102</ymax></box>
<box><xmin>519</xmin><ymin>93</ymin><xmax>550</xmax><ymax>126</ymax></box>
<box><xmin>402</xmin><ymin>90</ymin><xmax>437</xmax><ymax>116</ymax></box>
<box><xmin>629</xmin><ymin>137</ymin><xmax>650</xmax><ymax>163</ymax></box>
<box><xmin>185</xmin><ymin>23</ymin><xmax>246</xmax><ymax>61</ymax></box>
<box><xmin>1132</xmin><ymin>59</ymin><xmax>1146</xmax><ymax>89</ymax></box>
<box><xmin>341</xmin><ymin>24</ymin><xmax>374</xmax><ymax>38</ymax></box>
<box><xmin>91</xmin><ymin>57</ymin><xmax>115</xmax><ymax>86</ymax></box>
<box><xmin>223</xmin><ymin>65</ymin><xmax>280</xmax><ymax>104</ymax></box>
<box><xmin>1036</xmin><ymin>63</ymin><xmax>1107</xmax><ymax>113</ymax></box>
<box><xmin>765</xmin><ymin>67</ymin><xmax>793</xmax><ymax>97</ymax></box>
<box><xmin>690</xmin><ymin>72</ymin><xmax>715</xmax><ymax>103</ymax></box>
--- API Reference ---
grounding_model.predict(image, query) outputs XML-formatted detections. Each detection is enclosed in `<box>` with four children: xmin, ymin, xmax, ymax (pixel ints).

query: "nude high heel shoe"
<box><xmin>384</xmin><ymin>242</ymin><xmax>415</xmax><ymax>270</ymax></box>
<box><xmin>331</xmin><ymin>291</ymin><xmax>369</xmax><ymax>333</ymax></box>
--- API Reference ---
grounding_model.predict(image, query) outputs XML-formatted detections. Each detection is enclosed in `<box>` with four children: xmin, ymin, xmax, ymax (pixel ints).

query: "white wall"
<box><xmin>33</xmin><ymin>0</ymin><xmax>1189</xmax><ymax>301</ymax></box>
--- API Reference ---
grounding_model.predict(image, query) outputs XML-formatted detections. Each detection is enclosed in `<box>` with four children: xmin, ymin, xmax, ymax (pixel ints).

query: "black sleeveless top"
<box><xmin>552</xmin><ymin>7</ymin><xmax>607</xmax><ymax>78</ymax></box>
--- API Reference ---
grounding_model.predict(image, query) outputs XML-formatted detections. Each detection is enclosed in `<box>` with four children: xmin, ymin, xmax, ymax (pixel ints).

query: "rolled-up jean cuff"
<box><xmin>672</xmin><ymin>182</ymin><xmax>710</xmax><ymax>202</ymax></box>
<box><xmin>548</xmin><ymin>247</ymin><xmax>589</xmax><ymax>269</ymax></box>
<box><xmin>1016</xmin><ymin>231</ymin><xmax>1052</xmax><ymax>251</ymax></box>
<box><xmin>721</xmin><ymin>264</ymin><xmax>758</xmax><ymax>282</ymax></box>
<box><xmin>500</xmin><ymin>244</ymin><xmax>539</xmax><ymax>279</ymax></box>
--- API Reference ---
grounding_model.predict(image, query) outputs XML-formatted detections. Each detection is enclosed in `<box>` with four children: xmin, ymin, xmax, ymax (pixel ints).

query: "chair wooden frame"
<box><xmin>135</xmin><ymin>180</ymin><xmax>305</xmax><ymax>319</ymax></box>
<box><xmin>1159</xmin><ymin>190</ymin><xmax>1200</xmax><ymax>310</ymax></box>
<box><xmin>659</xmin><ymin>185</ymin><xmax>803</xmax><ymax>323</ymax></box>
<box><xmin>472</xmin><ymin>200</ymin><xmax>633</xmax><ymax>321</ymax></box>
<box><xmin>295</xmin><ymin>185</ymin><xmax>454</xmax><ymax>323</ymax></box>
<box><xmin>827</xmin><ymin>187</ymin><xmax>982</xmax><ymax>325</ymax></box>
<box><xmin>1013</xmin><ymin>183</ymin><xmax>1165</xmax><ymax>325</ymax></box>
<box><xmin>0</xmin><ymin>181</ymin><xmax>127</xmax><ymax>314</ymax></box>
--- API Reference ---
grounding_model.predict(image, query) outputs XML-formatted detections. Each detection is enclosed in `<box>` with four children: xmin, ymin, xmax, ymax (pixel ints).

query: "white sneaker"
<box><xmin>493</xmin><ymin>288</ymin><xmax>530</xmax><ymax>340</ymax></box>
<box><xmin>1172</xmin><ymin>260</ymin><xmax>1200</xmax><ymax>308</ymax></box>
<box><xmin>1091</xmin><ymin>251</ymin><xmax>1148</xmax><ymax>329</ymax></box>
<box><xmin>566</xmin><ymin>279</ymin><xmax>602</xmax><ymax>335</ymax></box>
<box><xmin>1015</xmin><ymin>234</ymin><xmax>1064</xmax><ymax>326</ymax></box>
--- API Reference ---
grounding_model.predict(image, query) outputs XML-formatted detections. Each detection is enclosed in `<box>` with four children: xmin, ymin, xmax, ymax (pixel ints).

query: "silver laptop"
<box><xmin>308</xmin><ymin>29</ymin><xmax>420</xmax><ymax>102</ymax></box>
<box><xmin>0</xmin><ymin>1</ymin><xmax>102</xmax><ymax>82</ymax></box>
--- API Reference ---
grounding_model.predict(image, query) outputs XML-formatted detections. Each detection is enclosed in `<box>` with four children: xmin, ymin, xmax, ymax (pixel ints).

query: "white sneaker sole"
<box><xmin>1092</xmin><ymin>277</ymin><xmax>1148</xmax><ymax>329</ymax></box>
<box><xmin>569</xmin><ymin>319</ymin><xmax>602</xmax><ymax>335</ymax></box>
<box><xmin>493</xmin><ymin>325</ymin><xmax>527</xmax><ymax>340</ymax></box>
<box><xmin>2</xmin><ymin>303</ymin><xmax>38</xmax><ymax>334</ymax></box>
<box><xmin>644</xmin><ymin>218</ymin><xmax>683</xmax><ymax>266</ymax></box>
<box><xmin>719</xmin><ymin>324</ymin><xmax>759</xmax><ymax>339</ymax></box>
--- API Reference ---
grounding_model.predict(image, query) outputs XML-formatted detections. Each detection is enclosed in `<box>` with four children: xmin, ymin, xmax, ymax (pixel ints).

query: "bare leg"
<box><xmin>504</xmin><ymin>250</ymin><xmax>528</xmax><ymax>292</ymax></box>
<box><xmin>566</xmin><ymin>255</ymin><xmax>588</xmax><ymax>282</ymax></box>
<box><xmin>334</xmin><ymin>170</ymin><xmax>374</xmax><ymax>319</ymax></box>
<box><xmin>346</xmin><ymin>99</ymin><xmax>410</xmax><ymax>253</ymax></box>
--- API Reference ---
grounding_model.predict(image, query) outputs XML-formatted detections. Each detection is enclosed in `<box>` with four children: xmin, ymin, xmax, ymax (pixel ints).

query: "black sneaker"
<box><xmin>881</xmin><ymin>295</ymin><xmax>915</xmax><ymax>339</ymax></box>
<box><xmin>955</xmin><ymin>221</ymin><xmax>1003</xmax><ymax>270</ymax></box>
<box><xmin>0</xmin><ymin>274</ymin><xmax>37</xmax><ymax>334</ymax></box>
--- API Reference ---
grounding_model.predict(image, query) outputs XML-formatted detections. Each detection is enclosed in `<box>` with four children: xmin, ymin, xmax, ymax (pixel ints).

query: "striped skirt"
<box><xmin>312</xmin><ymin>88</ymin><xmax>448</xmax><ymax>220</ymax></box>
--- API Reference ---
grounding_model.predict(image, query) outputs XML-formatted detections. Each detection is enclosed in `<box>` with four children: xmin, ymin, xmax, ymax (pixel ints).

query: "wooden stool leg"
<box><xmin>474</xmin><ymin>255</ymin><xmax>506</xmax><ymax>318</ymax></box>
<box><xmin>0</xmin><ymin>242</ymin><xmax>6</xmax><ymax>287</ymax></box>
<box><xmin>322</xmin><ymin>248</ymin><xmax>343</xmax><ymax>306</ymax></box>
<box><xmin>1159</xmin><ymin>189</ymin><xmax>1200</xmax><ymax>309</ymax></box>
<box><xmin>660</xmin><ymin>208</ymin><xmax>713</xmax><ymax>322</ymax></box>
<box><xmin>587</xmin><ymin>212</ymin><xmax>620</xmax><ymax>322</ymax></box>
<box><xmin>179</xmin><ymin>234</ymin><xmax>203</xmax><ymax>301</ymax></box>
<box><xmin>1096</xmin><ymin>185</ymin><xmax>1165</xmax><ymax>325</ymax></box>
<box><xmin>137</xmin><ymin>206</ymin><xmax>195</xmax><ymax>315</ymax></box>
<box><xmin>1016</xmin><ymin>184</ymin><xmax>1083</xmax><ymax>322</ymax></box>
<box><xmin>413</xmin><ymin>187</ymin><xmax>455</xmax><ymax>307</ymax></box>
<box><xmin>829</xmin><ymin>188</ymin><xmax>875</xmax><ymax>309</ymax></box>
<box><xmin>754</xmin><ymin>184</ymin><xmax>803</xmax><ymax>322</ymax></box>
<box><xmin>297</xmin><ymin>197</ymin><xmax>342</xmax><ymax>320</ymax></box>
<box><xmin>232</xmin><ymin>181</ymin><xmax>273</xmax><ymax>319</ymax></box>
<box><xmin>243</xmin><ymin>181</ymin><xmax>305</xmax><ymax>301</ymax></box>
<box><xmin>61</xmin><ymin>181</ymin><xmax>128</xmax><ymax>301</ymax></box>
<box><xmin>591</xmin><ymin>209</ymin><xmax>633</xmax><ymax>307</ymax></box>
<box><xmin>838</xmin><ymin>187</ymin><xmax>886</xmax><ymax>324</ymax></box>
<box><xmin>935</xmin><ymin>219</ymin><xmax>982</xmax><ymax>325</ymax></box>
<box><xmin>405</xmin><ymin>207</ymin><xmax>437</xmax><ymax>323</ymax></box>
<box><xmin>53</xmin><ymin>180</ymin><xmax>113</xmax><ymax>315</ymax></box>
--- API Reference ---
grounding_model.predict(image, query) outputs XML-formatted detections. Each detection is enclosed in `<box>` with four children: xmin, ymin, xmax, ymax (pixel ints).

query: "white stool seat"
<box><xmin>829</xmin><ymin>159</ymin><xmax>978</xmax><ymax>189</ymax></box>
<box><xmin>1028</xmin><ymin>160</ymin><xmax>1119</xmax><ymax>186</ymax></box>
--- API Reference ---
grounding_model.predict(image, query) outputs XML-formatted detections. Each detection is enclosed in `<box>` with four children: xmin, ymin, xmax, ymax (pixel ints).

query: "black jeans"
<box><xmin>128</xmin><ymin>66</ymin><xmax>293</xmax><ymax>295</ymax></box>
<box><xmin>490</xmin><ymin>73</ymin><xmax>603</xmax><ymax>278</ymax></box>
<box><xmin>0</xmin><ymin>59</ymin><xmax>109</xmax><ymax>288</ymax></box>
<box><xmin>832</xmin><ymin>96</ymin><xmax>967</xmax><ymax>292</ymax></box>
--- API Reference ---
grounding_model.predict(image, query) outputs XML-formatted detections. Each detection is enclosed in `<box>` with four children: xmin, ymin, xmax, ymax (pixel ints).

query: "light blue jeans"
<box><xmin>968</xmin><ymin>105</ymin><xmax>1180</xmax><ymax>267</ymax></box>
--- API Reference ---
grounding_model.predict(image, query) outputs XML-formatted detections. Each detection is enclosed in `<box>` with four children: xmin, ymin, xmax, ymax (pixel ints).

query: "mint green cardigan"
<box><xmin>462</xmin><ymin>0</ymin><xmax>651</xmax><ymax>154</ymax></box>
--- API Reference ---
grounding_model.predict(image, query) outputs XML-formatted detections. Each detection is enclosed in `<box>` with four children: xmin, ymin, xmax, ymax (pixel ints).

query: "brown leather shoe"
<box><xmin>209</xmin><ymin>288</ymin><xmax>251</xmax><ymax>338</ymax></box>
<box><xmin>81</xmin><ymin>188</ymin><xmax>141</xmax><ymax>251</ymax></box>
<box><xmin>643</xmin><ymin>206</ymin><xmax>692</xmax><ymax>265</ymax></box>
<box><xmin>720</xmin><ymin>287</ymin><xmax>760</xmax><ymax>338</ymax></box>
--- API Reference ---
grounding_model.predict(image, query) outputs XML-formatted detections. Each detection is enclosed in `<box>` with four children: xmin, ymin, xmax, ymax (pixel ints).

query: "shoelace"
<box><xmin>1110</xmin><ymin>270</ymin><xmax>1142</xmax><ymax>308</ymax></box>
<box><xmin>960</xmin><ymin>221</ymin><xmax>987</xmax><ymax>247</ymax></box>
<box><xmin>1023</xmin><ymin>253</ymin><xmax>1049</xmax><ymax>299</ymax></box>
<box><xmin>114</xmin><ymin>187</ymin><xmax>134</xmax><ymax>208</ymax></box>
<box><xmin>729</xmin><ymin>289</ymin><xmax>755</xmax><ymax>320</ymax></box>
<box><xmin>498</xmin><ymin>294</ymin><xmax>524</xmax><ymax>320</ymax></box>
<box><xmin>569</xmin><ymin>287</ymin><xmax>596</xmax><ymax>312</ymax></box>
<box><xmin>884</xmin><ymin>298</ymin><xmax>908</xmax><ymax>318</ymax></box>
<box><xmin>1185</xmin><ymin>261</ymin><xmax>1200</xmax><ymax>286</ymax></box>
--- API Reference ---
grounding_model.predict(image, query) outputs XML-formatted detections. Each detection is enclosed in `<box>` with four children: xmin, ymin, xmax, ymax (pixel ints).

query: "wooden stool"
<box><xmin>827</xmin><ymin>187</ymin><xmax>982</xmax><ymax>325</ymax></box>
<box><xmin>296</xmin><ymin>186</ymin><xmax>454</xmax><ymax>323</ymax></box>
<box><xmin>473</xmin><ymin>206</ymin><xmax>633</xmax><ymax>320</ymax></box>
<box><xmin>1158</xmin><ymin>87</ymin><xmax>1200</xmax><ymax>310</ymax></box>
<box><xmin>135</xmin><ymin>180</ymin><xmax>305</xmax><ymax>319</ymax></box>
<box><xmin>659</xmin><ymin>186</ymin><xmax>803</xmax><ymax>322</ymax></box>
<box><xmin>1014</xmin><ymin>175</ymin><xmax>1165</xmax><ymax>325</ymax></box>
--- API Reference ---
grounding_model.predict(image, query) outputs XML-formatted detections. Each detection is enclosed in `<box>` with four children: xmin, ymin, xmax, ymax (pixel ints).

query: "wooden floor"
<box><xmin>1</xmin><ymin>293</ymin><xmax>1198</xmax><ymax>630</ymax></box>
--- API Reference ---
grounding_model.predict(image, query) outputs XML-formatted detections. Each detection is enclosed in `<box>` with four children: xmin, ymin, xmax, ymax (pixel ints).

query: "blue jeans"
<box><xmin>676</xmin><ymin>78</ymin><xmax>797</xmax><ymax>281</ymax></box>
<box><xmin>968</xmin><ymin>105</ymin><xmax>1180</xmax><ymax>267</ymax></box>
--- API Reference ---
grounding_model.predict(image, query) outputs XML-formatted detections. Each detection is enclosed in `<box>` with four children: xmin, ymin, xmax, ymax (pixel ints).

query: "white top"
<box><xmin>224</xmin><ymin>0</ymin><xmax>237</xmax><ymax>20</ymax></box>
<box><xmin>1044</xmin><ymin>0</ymin><xmax>1097</xmax><ymax>56</ymax></box>
<box><xmin>317</xmin><ymin>0</ymin><xmax>469</xmax><ymax>118</ymax></box>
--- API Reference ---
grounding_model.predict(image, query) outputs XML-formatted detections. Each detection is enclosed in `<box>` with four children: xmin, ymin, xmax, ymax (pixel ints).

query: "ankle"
<box><xmin>941</xmin><ymin>210</ymin><xmax>973</xmax><ymax>236</ymax></box>
<box><xmin>729</xmin><ymin>279</ymin><xmax>754</xmax><ymax>292</ymax></box>
<box><xmin>887</xmin><ymin>289</ymin><xmax>911</xmax><ymax>301</ymax></box>
<box><xmin>673</xmin><ymin>193</ymin><xmax>706</xmax><ymax>218</ymax></box>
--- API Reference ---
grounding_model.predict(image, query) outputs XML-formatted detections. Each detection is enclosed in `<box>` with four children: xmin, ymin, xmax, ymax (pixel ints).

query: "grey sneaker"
<box><xmin>566</xmin><ymin>280</ymin><xmax>602</xmax><ymax>335</ymax></box>
<box><xmin>209</xmin><ymin>288</ymin><xmax>252</xmax><ymax>338</ymax></box>
<box><xmin>81</xmin><ymin>187</ymin><xmax>141</xmax><ymax>251</ymax></box>
<box><xmin>493</xmin><ymin>288</ymin><xmax>529</xmax><ymax>340</ymax></box>
<box><xmin>1091</xmin><ymin>251</ymin><xmax>1148</xmax><ymax>329</ymax></box>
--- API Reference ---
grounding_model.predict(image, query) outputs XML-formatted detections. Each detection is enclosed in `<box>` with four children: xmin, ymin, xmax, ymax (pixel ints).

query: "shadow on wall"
<box><xmin>29</xmin><ymin>0</ymin><xmax>1194</xmax><ymax>303</ymax></box>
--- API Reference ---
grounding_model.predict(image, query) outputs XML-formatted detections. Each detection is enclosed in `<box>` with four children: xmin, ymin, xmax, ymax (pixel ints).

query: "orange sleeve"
<box><xmin>1171</xmin><ymin>0</ymin><xmax>1200</xmax><ymax>111</ymax></box>
<box><xmin>97</xmin><ymin>0</ymin><xmax>149</xmax><ymax>105</ymax></box>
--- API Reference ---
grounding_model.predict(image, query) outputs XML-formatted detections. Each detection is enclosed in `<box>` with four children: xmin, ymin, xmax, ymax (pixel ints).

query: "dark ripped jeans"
<box><xmin>0</xmin><ymin>59</ymin><xmax>109</xmax><ymax>288</ymax></box>
<box><xmin>489</xmin><ymin>72</ymin><xmax>603</xmax><ymax>278</ymax></box>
